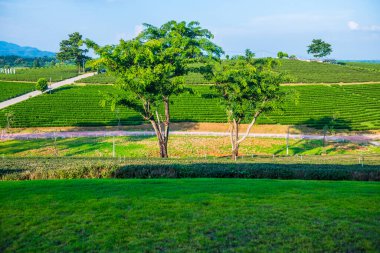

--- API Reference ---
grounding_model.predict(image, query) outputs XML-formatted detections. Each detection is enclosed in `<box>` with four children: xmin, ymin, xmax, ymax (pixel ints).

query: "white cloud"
<box><xmin>134</xmin><ymin>25</ymin><xmax>144</xmax><ymax>37</ymax></box>
<box><xmin>348</xmin><ymin>21</ymin><xmax>359</xmax><ymax>30</ymax></box>
<box><xmin>348</xmin><ymin>21</ymin><xmax>380</xmax><ymax>32</ymax></box>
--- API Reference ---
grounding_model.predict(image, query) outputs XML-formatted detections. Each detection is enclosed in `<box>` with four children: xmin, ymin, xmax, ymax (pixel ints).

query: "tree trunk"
<box><xmin>229</xmin><ymin>112</ymin><xmax>261</xmax><ymax>160</ymax></box>
<box><xmin>147</xmin><ymin>97</ymin><xmax>171</xmax><ymax>158</ymax></box>
<box><xmin>150</xmin><ymin>119</ymin><xmax>168</xmax><ymax>158</ymax></box>
<box><xmin>230</xmin><ymin>119</ymin><xmax>239</xmax><ymax>160</ymax></box>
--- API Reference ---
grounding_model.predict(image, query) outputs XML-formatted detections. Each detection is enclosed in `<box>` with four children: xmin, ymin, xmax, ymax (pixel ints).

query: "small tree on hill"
<box><xmin>86</xmin><ymin>21</ymin><xmax>223</xmax><ymax>158</ymax></box>
<box><xmin>36</xmin><ymin>78</ymin><xmax>48</xmax><ymax>92</ymax></box>
<box><xmin>277</xmin><ymin>51</ymin><xmax>288</xmax><ymax>59</ymax></box>
<box><xmin>212</xmin><ymin>50</ymin><xmax>294</xmax><ymax>160</ymax></box>
<box><xmin>57</xmin><ymin>32</ymin><xmax>89</xmax><ymax>72</ymax></box>
<box><xmin>307</xmin><ymin>39</ymin><xmax>332</xmax><ymax>59</ymax></box>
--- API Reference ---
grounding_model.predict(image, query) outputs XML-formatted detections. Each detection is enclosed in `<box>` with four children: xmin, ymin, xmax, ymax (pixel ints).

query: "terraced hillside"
<box><xmin>277</xmin><ymin>60</ymin><xmax>380</xmax><ymax>83</ymax></box>
<box><xmin>0</xmin><ymin>84</ymin><xmax>379</xmax><ymax>130</ymax></box>
<box><xmin>78</xmin><ymin>60</ymin><xmax>380</xmax><ymax>84</ymax></box>
<box><xmin>0</xmin><ymin>81</ymin><xmax>36</xmax><ymax>102</ymax></box>
<box><xmin>0</xmin><ymin>66</ymin><xmax>78</xmax><ymax>82</ymax></box>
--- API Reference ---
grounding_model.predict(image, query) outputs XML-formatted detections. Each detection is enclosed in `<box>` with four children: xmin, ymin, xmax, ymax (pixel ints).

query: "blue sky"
<box><xmin>0</xmin><ymin>0</ymin><xmax>379</xmax><ymax>59</ymax></box>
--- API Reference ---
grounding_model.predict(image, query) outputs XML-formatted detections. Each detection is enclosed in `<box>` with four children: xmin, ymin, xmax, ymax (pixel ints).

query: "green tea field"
<box><xmin>1</xmin><ymin>83</ymin><xmax>379</xmax><ymax>130</ymax></box>
<box><xmin>0</xmin><ymin>81</ymin><xmax>36</xmax><ymax>102</ymax></box>
<box><xmin>0</xmin><ymin>66</ymin><xmax>78</xmax><ymax>82</ymax></box>
<box><xmin>77</xmin><ymin>60</ymin><xmax>380</xmax><ymax>84</ymax></box>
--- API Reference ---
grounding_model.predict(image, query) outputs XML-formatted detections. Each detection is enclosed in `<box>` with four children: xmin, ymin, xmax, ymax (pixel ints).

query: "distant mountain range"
<box><xmin>0</xmin><ymin>41</ymin><xmax>56</xmax><ymax>58</ymax></box>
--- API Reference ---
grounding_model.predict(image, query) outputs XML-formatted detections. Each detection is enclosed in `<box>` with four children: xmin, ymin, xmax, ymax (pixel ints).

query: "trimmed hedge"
<box><xmin>1</xmin><ymin>158</ymin><xmax>379</xmax><ymax>181</ymax></box>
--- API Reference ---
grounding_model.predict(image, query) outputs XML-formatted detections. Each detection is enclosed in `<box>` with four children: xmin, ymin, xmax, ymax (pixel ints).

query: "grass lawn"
<box><xmin>0</xmin><ymin>179</ymin><xmax>379</xmax><ymax>252</ymax></box>
<box><xmin>1</xmin><ymin>136</ymin><xmax>380</xmax><ymax>158</ymax></box>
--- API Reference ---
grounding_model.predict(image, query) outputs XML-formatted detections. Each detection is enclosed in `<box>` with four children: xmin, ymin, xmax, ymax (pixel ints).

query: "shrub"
<box><xmin>36</xmin><ymin>78</ymin><xmax>48</xmax><ymax>91</ymax></box>
<box><xmin>0</xmin><ymin>158</ymin><xmax>379</xmax><ymax>181</ymax></box>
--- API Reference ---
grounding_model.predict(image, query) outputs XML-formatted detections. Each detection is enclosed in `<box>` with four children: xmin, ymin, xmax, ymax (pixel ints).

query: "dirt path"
<box><xmin>0</xmin><ymin>72</ymin><xmax>96</xmax><ymax>110</ymax></box>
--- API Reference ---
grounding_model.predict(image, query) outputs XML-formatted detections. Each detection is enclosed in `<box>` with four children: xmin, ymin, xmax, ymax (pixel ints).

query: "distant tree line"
<box><xmin>0</xmin><ymin>55</ymin><xmax>57</xmax><ymax>68</ymax></box>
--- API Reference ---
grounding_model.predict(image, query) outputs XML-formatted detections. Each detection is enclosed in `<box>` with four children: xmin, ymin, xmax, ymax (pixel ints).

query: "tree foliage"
<box><xmin>307</xmin><ymin>39</ymin><xmax>332</xmax><ymax>58</ymax></box>
<box><xmin>86</xmin><ymin>20</ymin><xmax>223</xmax><ymax>157</ymax></box>
<box><xmin>57</xmin><ymin>32</ymin><xmax>89</xmax><ymax>72</ymax></box>
<box><xmin>277</xmin><ymin>51</ymin><xmax>289</xmax><ymax>59</ymax></box>
<box><xmin>212</xmin><ymin>50</ymin><xmax>294</xmax><ymax>159</ymax></box>
<box><xmin>36</xmin><ymin>78</ymin><xmax>48</xmax><ymax>92</ymax></box>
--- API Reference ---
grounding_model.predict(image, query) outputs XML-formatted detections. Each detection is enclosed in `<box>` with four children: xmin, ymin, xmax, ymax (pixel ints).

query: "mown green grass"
<box><xmin>0</xmin><ymin>66</ymin><xmax>78</xmax><ymax>82</ymax></box>
<box><xmin>0</xmin><ymin>179</ymin><xmax>379</xmax><ymax>252</ymax></box>
<box><xmin>1</xmin><ymin>83</ymin><xmax>379</xmax><ymax>130</ymax></box>
<box><xmin>1</xmin><ymin>136</ymin><xmax>379</xmax><ymax>158</ymax></box>
<box><xmin>0</xmin><ymin>81</ymin><xmax>36</xmax><ymax>102</ymax></box>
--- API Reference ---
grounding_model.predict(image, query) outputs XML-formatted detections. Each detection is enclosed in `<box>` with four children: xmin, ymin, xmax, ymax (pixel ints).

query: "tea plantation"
<box><xmin>0</xmin><ymin>66</ymin><xmax>78</xmax><ymax>82</ymax></box>
<box><xmin>77</xmin><ymin>60</ymin><xmax>380</xmax><ymax>84</ymax></box>
<box><xmin>1</xmin><ymin>84</ymin><xmax>379</xmax><ymax>130</ymax></box>
<box><xmin>0</xmin><ymin>81</ymin><xmax>36</xmax><ymax>102</ymax></box>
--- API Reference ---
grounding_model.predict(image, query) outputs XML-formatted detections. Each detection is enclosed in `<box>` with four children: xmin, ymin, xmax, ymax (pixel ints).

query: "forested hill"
<box><xmin>0</xmin><ymin>41</ymin><xmax>55</xmax><ymax>58</ymax></box>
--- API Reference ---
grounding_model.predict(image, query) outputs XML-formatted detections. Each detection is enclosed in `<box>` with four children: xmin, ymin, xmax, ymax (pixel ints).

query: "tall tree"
<box><xmin>212</xmin><ymin>50</ymin><xmax>294</xmax><ymax>160</ymax></box>
<box><xmin>307</xmin><ymin>39</ymin><xmax>332</xmax><ymax>59</ymax></box>
<box><xmin>57</xmin><ymin>32</ymin><xmax>89</xmax><ymax>72</ymax></box>
<box><xmin>86</xmin><ymin>21</ymin><xmax>223</xmax><ymax>158</ymax></box>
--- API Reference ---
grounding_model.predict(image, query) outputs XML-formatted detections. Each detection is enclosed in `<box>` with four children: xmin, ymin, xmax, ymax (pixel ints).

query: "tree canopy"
<box><xmin>57</xmin><ymin>32</ymin><xmax>89</xmax><ymax>72</ymax></box>
<box><xmin>212</xmin><ymin>50</ymin><xmax>294</xmax><ymax>159</ymax></box>
<box><xmin>86</xmin><ymin>20</ymin><xmax>223</xmax><ymax>158</ymax></box>
<box><xmin>307</xmin><ymin>39</ymin><xmax>332</xmax><ymax>58</ymax></box>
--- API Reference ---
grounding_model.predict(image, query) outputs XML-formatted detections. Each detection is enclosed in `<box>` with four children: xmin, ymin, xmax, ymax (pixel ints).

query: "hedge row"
<box><xmin>1</xmin><ymin>158</ymin><xmax>379</xmax><ymax>181</ymax></box>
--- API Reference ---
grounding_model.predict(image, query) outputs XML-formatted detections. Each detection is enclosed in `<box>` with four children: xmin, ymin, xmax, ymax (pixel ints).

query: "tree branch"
<box><xmin>237</xmin><ymin>111</ymin><xmax>261</xmax><ymax>145</ymax></box>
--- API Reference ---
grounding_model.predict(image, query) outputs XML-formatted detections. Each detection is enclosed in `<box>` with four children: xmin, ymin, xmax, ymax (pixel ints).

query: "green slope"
<box><xmin>77</xmin><ymin>60</ymin><xmax>380</xmax><ymax>84</ymax></box>
<box><xmin>0</xmin><ymin>81</ymin><xmax>36</xmax><ymax>102</ymax></box>
<box><xmin>0</xmin><ymin>84</ymin><xmax>379</xmax><ymax>130</ymax></box>
<box><xmin>0</xmin><ymin>66</ymin><xmax>78</xmax><ymax>82</ymax></box>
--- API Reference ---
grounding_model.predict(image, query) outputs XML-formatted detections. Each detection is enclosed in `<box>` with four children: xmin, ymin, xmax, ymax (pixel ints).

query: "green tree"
<box><xmin>86</xmin><ymin>21</ymin><xmax>223</xmax><ymax>158</ymax></box>
<box><xmin>57</xmin><ymin>32</ymin><xmax>89</xmax><ymax>72</ymax></box>
<box><xmin>33</xmin><ymin>58</ymin><xmax>40</xmax><ymax>68</ymax></box>
<box><xmin>212</xmin><ymin>50</ymin><xmax>294</xmax><ymax>160</ymax></box>
<box><xmin>277</xmin><ymin>51</ymin><xmax>288</xmax><ymax>59</ymax></box>
<box><xmin>307</xmin><ymin>39</ymin><xmax>332</xmax><ymax>59</ymax></box>
<box><xmin>36</xmin><ymin>78</ymin><xmax>48</xmax><ymax>92</ymax></box>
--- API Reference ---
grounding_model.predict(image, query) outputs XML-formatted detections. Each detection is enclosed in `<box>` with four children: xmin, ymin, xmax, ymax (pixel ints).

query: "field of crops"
<box><xmin>277</xmin><ymin>60</ymin><xmax>380</xmax><ymax>83</ymax></box>
<box><xmin>78</xmin><ymin>60</ymin><xmax>380</xmax><ymax>84</ymax></box>
<box><xmin>0</xmin><ymin>84</ymin><xmax>379</xmax><ymax>130</ymax></box>
<box><xmin>0</xmin><ymin>84</ymin><xmax>380</xmax><ymax>130</ymax></box>
<box><xmin>78</xmin><ymin>71</ymin><xmax>212</xmax><ymax>85</ymax></box>
<box><xmin>0</xmin><ymin>66</ymin><xmax>78</xmax><ymax>82</ymax></box>
<box><xmin>345</xmin><ymin>62</ymin><xmax>380</xmax><ymax>71</ymax></box>
<box><xmin>0</xmin><ymin>81</ymin><xmax>36</xmax><ymax>102</ymax></box>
